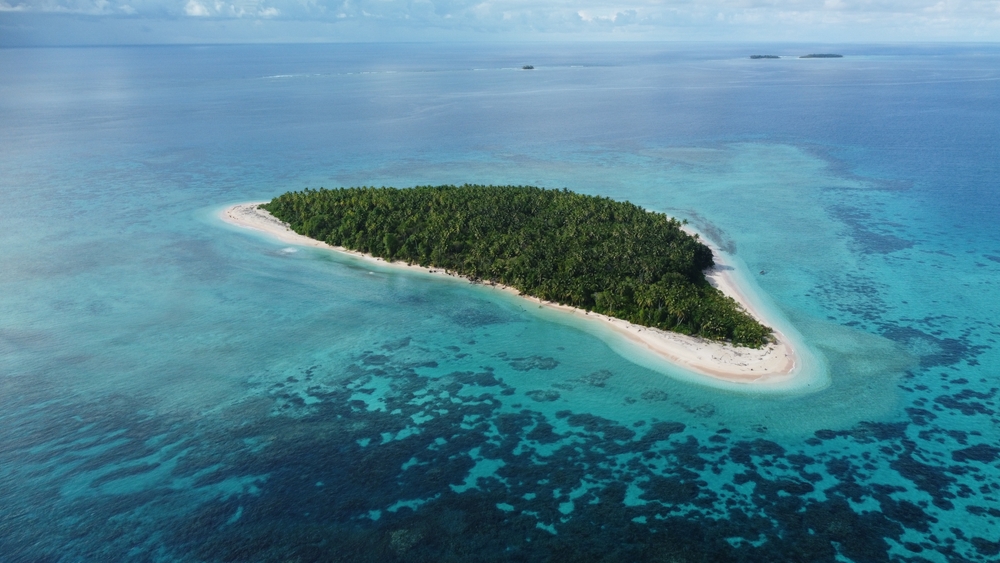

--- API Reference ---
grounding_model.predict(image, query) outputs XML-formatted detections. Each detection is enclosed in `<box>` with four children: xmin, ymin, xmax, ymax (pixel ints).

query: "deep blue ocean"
<box><xmin>1</xmin><ymin>43</ymin><xmax>999</xmax><ymax>562</ymax></box>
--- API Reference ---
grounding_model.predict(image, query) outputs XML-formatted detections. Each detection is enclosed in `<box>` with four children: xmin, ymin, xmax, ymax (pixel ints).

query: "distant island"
<box><xmin>260</xmin><ymin>185</ymin><xmax>772</xmax><ymax>348</ymax></box>
<box><xmin>522</xmin><ymin>65</ymin><xmax>534</xmax><ymax>70</ymax></box>
<box><xmin>800</xmin><ymin>54</ymin><xmax>843</xmax><ymax>58</ymax></box>
<box><xmin>750</xmin><ymin>55</ymin><xmax>780</xmax><ymax>59</ymax></box>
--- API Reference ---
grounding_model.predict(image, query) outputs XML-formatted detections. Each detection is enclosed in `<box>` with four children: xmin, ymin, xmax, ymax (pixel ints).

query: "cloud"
<box><xmin>184</xmin><ymin>0</ymin><xmax>208</xmax><ymax>15</ymax></box>
<box><xmin>2</xmin><ymin>0</ymin><xmax>1000</xmax><ymax>40</ymax></box>
<box><xmin>179</xmin><ymin>0</ymin><xmax>282</xmax><ymax>17</ymax></box>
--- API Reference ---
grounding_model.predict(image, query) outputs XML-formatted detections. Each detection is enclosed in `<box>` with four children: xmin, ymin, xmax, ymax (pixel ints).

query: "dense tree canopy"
<box><xmin>263</xmin><ymin>185</ymin><xmax>772</xmax><ymax>347</ymax></box>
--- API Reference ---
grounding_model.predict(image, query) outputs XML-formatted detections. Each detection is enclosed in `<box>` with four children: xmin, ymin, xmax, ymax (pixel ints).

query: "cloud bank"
<box><xmin>2</xmin><ymin>0</ymin><xmax>1000</xmax><ymax>44</ymax></box>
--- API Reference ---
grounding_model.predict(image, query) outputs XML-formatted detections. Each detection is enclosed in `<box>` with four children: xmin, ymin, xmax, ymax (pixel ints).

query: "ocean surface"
<box><xmin>1</xmin><ymin>43</ymin><xmax>999</xmax><ymax>562</ymax></box>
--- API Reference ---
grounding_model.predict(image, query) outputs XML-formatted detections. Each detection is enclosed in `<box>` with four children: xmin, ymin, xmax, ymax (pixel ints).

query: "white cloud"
<box><xmin>3</xmin><ymin>0</ymin><xmax>1000</xmax><ymax>40</ymax></box>
<box><xmin>184</xmin><ymin>0</ymin><xmax>209</xmax><ymax>15</ymax></box>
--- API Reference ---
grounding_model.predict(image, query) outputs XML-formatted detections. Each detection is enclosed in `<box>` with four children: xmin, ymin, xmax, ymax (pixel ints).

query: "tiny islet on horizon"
<box><xmin>220</xmin><ymin>201</ymin><xmax>827</xmax><ymax>393</ymax></box>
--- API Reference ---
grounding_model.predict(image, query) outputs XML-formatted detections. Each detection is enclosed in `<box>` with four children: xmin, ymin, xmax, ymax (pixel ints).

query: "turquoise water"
<box><xmin>1</xmin><ymin>44</ymin><xmax>999</xmax><ymax>561</ymax></box>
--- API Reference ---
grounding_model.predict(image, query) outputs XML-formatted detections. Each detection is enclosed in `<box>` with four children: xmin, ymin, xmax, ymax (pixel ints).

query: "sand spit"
<box><xmin>221</xmin><ymin>202</ymin><xmax>800</xmax><ymax>385</ymax></box>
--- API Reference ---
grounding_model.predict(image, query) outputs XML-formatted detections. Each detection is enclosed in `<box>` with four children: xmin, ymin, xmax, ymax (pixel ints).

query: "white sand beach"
<box><xmin>221</xmin><ymin>202</ymin><xmax>799</xmax><ymax>385</ymax></box>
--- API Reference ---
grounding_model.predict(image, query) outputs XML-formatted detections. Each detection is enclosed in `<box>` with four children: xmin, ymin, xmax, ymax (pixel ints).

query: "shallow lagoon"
<box><xmin>1</xmin><ymin>44</ymin><xmax>999</xmax><ymax>561</ymax></box>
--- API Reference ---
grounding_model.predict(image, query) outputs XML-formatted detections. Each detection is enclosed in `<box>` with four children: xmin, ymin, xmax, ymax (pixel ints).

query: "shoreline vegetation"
<box><xmin>221</xmin><ymin>186</ymin><xmax>799</xmax><ymax>384</ymax></box>
<box><xmin>265</xmin><ymin>186</ymin><xmax>769</xmax><ymax>346</ymax></box>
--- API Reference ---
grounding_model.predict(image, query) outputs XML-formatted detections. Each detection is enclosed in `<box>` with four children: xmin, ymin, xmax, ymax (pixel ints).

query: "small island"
<box><xmin>800</xmin><ymin>54</ymin><xmax>843</xmax><ymax>58</ymax></box>
<box><xmin>750</xmin><ymin>55</ymin><xmax>780</xmax><ymax>59</ymax></box>
<box><xmin>222</xmin><ymin>185</ymin><xmax>799</xmax><ymax>383</ymax></box>
<box><xmin>522</xmin><ymin>65</ymin><xmax>535</xmax><ymax>70</ymax></box>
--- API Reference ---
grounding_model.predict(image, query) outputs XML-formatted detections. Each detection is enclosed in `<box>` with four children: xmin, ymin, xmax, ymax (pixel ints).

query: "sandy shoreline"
<box><xmin>220</xmin><ymin>202</ymin><xmax>799</xmax><ymax>385</ymax></box>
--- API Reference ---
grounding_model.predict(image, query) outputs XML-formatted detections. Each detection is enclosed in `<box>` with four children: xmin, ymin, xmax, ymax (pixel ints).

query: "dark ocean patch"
<box><xmin>880</xmin><ymin>325</ymin><xmax>987</xmax><ymax>368</ymax></box>
<box><xmin>905</xmin><ymin>407</ymin><xmax>937</xmax><ymax>426</ymax></box>
<box><xmin>381</xmin><ymin>336</ymin><xmax>412</xmax><ymax>351</ymax></box>
<box><xmin>952</xmin><ymin>444</ymin><xmax>1000</xmax><ymax>463</ymax></box>
<box><xmin>934</xmin><ymin>388</ymin><xmax>997</xmax><ymax>416</ymax></box>
<box><xmin>571</xmin><ymin>369</ymin><xmax>613</xmax><ymax>387</ymax></box>
<box><xmin>525</xmin><ymin>389</ymin><xmax>560</xmax><ymax>402</ymax></box>
<box><xmin>636</xmin><ymin>421</ymin><xmax>686</xmax><ymax>447</ymax></box>
<box><xmin>809</xmin><ymin>272</ymin><xmax>889</xmax><ymax>323</ymax></box>
<box><xmin>971</xmin><ymin>537</ymin><xmax>1000</xmax><ymax>557</ymax></box>
<box><xmin>640</xmin><ymin>389</ymin><xmax>669</xmax><ymax>402</ymax></box>
<box><xmin>891</xmin><ymin>452</ymin><xmax>958</xmax><ymax>511</ymax></box>
<box><xmin>506</xmin><ymin>355</ymin><xmax>559</xmax><ymax>371</ymax></box>
<box><xmin>829</xmin><ymin>204</ymin><xmax>914</xmax><ymax>254</ymax></box>
<box><xmin>452</xmin><ymin>370</ymin><xmax>502</xmax><ymax>387</ymax></box>
<box><xmin>694</xmin><ymin>219</ymin><xmax>737</xmax><ymax>254</ymax></box>
<box><xmin>449</xmin><ymin>304</ymin><xmax>513</xmax><ymax>328</ymax></box>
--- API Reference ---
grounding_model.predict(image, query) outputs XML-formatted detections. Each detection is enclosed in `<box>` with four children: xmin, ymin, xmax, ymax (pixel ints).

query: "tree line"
<box><xmin>263</xmin><ymin>185</ymin><xmax>772</xmax><ymax>347</ymax></box>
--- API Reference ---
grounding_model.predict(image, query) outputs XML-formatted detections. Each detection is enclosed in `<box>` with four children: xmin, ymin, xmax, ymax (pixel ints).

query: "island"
<box><xmin>522</xmin><ymin>65</ymin><xmax>535</xmax><ymax>70</ymax></box>
<box><xmin>799</xmin><ymin>54</ymin><xmax>843</xmax><ymax>58</ymax></box>
<box><xmin>750</xmin><ymin>55</ymin><xmax>780</xmax><ymax>59</ymax></box>
<box><xmin>222</xmin><ymin>185</ymin><xmax>799</xmax><ymax>384</ymax></box>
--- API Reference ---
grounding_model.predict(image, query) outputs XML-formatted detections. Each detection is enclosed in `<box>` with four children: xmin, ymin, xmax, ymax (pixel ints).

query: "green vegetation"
<box><xmin>263</xmin><ymin>185</ymin><xmax>772</xmax><ymax>347</ymax></box>
<box><xmin>750</xmin><ymin>55</ymin><xmax>780</xmax><ymax>59</ymax></box>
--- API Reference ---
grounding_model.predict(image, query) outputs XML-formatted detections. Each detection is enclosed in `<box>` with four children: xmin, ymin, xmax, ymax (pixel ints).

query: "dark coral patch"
<box><xmin>952</xmin><ymin>444</ymin><xmax>1000</xmax><ymax>463</ymax></box>
<box><xmin>525</xmin><ymin>389</ymin><xmax>560</xmax><ymax>402</ymax></box>
<box><xmin>934</xmin><ymin>388</ymin><xmax>997</xmax><ymax>416</ymax></box>
<box><xmin>507</xmin><ymin>356</ymin><xmax>559</xmax><ymax>371</ymax></box>
<box><xmin>881</xmin><ymin>326</ymin><xmax>988</xmax><ymax>368</ymax></box>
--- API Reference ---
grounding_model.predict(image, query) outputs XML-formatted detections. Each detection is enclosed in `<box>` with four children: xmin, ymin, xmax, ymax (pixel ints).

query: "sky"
<box><xmin>1</xmin><ymin>0</ymin><xmax>999</xmax><ymax>45</ymax></box>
